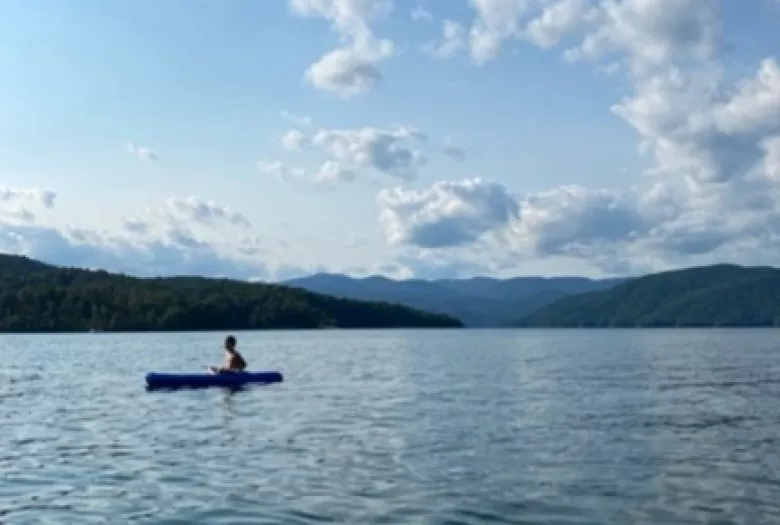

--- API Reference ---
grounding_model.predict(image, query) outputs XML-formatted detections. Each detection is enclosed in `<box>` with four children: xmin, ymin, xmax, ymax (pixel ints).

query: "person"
<box><xmin>208</xmin><ymin>335</ymin><xmax>247</xmax><ymax>374</ymax></box>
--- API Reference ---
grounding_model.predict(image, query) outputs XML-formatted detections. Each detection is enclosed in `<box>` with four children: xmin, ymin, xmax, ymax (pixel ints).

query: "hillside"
<box><xmin>283</xmin><ymin>273</ymin><xmax>624</xmax><ymax>327</ymax></box>
<box><xmin>0</xmin><ymin>254</ymin><xmax>463</xmax><ymax>332</ymax></box>
<box><xmin>516</xmin><ymin>264</ymin><xmax>780</xmax><ymax>327</ymax></box>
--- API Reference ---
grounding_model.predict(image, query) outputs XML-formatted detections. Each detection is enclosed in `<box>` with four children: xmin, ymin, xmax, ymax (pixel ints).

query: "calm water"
<box><xmin>2</xmin><ymin>329</ymin><xmax>780</xmax><ymax>524</ymax></box>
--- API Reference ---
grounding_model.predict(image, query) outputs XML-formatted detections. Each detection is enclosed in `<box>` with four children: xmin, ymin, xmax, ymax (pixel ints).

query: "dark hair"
<box><xmin>225</xmin><ymin>335</ymin><xmax>236</xmax><ymax>347</ymax></box>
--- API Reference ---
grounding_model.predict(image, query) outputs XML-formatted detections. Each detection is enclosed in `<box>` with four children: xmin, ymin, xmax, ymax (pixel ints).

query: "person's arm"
<box><xmin>209</xmin><ymin>366</ymin><xmax>235</xmax><ymax>374</ymax></box>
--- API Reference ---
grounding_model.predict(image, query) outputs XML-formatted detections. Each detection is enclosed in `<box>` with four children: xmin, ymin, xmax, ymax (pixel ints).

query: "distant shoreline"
<box><xmin>1</xmin><ymin>325</ymin><xmax>777</xmax><ymax>336</ymax></box>
<box><xmin>0</xmin><ymin>254</ymin><xmax>463</xmax><ymax>331</ymax></box>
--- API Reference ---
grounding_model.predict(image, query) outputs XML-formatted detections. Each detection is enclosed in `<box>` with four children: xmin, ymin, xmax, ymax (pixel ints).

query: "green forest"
<box><xmin>0</xmin><ymin>255</ymin><xmax>463</xmax><ymax>332</ymax></box>
<box><xmin>516</xmin><ymin>264</ymin><xmax>780</xmax><ymax>327</ymax></box>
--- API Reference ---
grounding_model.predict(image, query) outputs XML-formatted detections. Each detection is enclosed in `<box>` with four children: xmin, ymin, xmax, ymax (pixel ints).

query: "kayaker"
<box><xmin>208</xmin><ymin>335</ymin><xmax>247</xmax><ymax>374</ymax></box>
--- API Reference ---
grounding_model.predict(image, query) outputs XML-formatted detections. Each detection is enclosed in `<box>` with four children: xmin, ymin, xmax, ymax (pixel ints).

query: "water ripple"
<box><xmin>2</xmin><ymin>329</ymin><xmax>780</xmax><ymax>524</ymax></box>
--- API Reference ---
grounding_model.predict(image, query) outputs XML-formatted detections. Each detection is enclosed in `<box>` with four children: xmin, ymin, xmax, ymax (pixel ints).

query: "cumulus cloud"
<box><xmin>524</xmin><ymin>0</ymin><xmax>589</xmax><ymax>49</ymax></box>
<box><xmin>424</xmin><ymin>20</ymin><xmax>466</xmax><ymax>59</ymax></box>
<box><xmin>0</xmin><ymin>222</ymin><xmax>266</xmax><ymax>279</ymax></box>
<box><xmin>164</xmin><ymin>197</ymin><xmax>251</xmax><ymax>228</ymax></box>
<box><xmin>511</xmin><ymin>185</ymin><xmax>651</xmax><ymax>257</ymax></box>
<box><xmin>387</xmin><ymin>0</ymin><xmax>780</xmax><ymax>276</ymax></box>
<box><xmin>124</xmin><ymin>143</ymin><xmax>160</xmax><ymax>161</ymax></box>
<box><xmin>281</xmin><ymin>111</ymin><xmax>313</xmax><ymax>128</ymax></box>
<box><xmin>468</xmin><ymin>0</ymin><xmax>536</xmax><ymax>63</ymax></box>
<box><xmin>305</xmin><ymin>43</ymin><xmax>392</xmax><ymax>97</ymax></box>
<box><xmin>289</xmin><ymin>0</ymin><xmax>392</xmax><ymax>36</ymax></box>
<box><xmin>411</xmin><ymin>6</ymin><xmax>433</xmax><ymax>22</ymax></box>
<box><xmin>764</xmin><ymin>136</ymin><xmax>780</xmax><ymax>180</ymax></box>
<box><xmin>122</xmin><ymin>218</ymin><xmax>150</xmax><ymax>235</ymax></box>
<box><xmin>281</xmin><ymin>129</ymin><xmax>309</xmax><ymax>151</ymax></box>
<box><xmin>612</xmin><ymin>58</ymin><xmax>780</xmax><ymax>185</ymax></box>
<box><xmin>442</xmin><ymin>137</ymin><xmax>467</xmax><ymax>161</ymax></box>
<box><xmin>314</xmin><ymin>160</ymin><xmax>357</xmax><ymax>183</ymax></box>
<box><xmin>311</xmin><ymin>125</ymin><xmax>428</xmax><ymax>180</ymax></box>
<box><xmin>0</xmin><ymin>187</ymin><xmax>57</xmax><ymax>225</ymax></box>
<box><xmin>562</xmin><ymin>0</ymin><xmax>720</xmax><ymax>74</ymax></box>
<box><xmin>433</xmin><ymin>0</ymin><xmax>718</xmax><ymax>75</ymax></box>
<box><xmin>0</xmin><ymin>188</ymin><xmax>268</xmax><ymax>279</ymax></box>
<box><xmin>257</xmin><ymin>161</ymin><xmax>306</xmax><ymax>181</ymax></box>
<box><xmin>380</xmin><ymin>52</ymin><xmax>780</xmax><ymax>273</ymax></box>
<box><xmin>269</xmin><ymin>123</ymin><xmax>430</xmax><ymax>184</ymax></box>
<box><xmin>0</xmin><ymin>187</ymin><xmax>57</xmax><ymax>210</ymax></box>
<box><xmin>290</xmin><ymin>0</ymin><xmax>395</xmax><ymax>96</ymax></box>
<box><xmin>377</xmin><ymin>178</ymin><xmax>519</xmax><ymax>248</ymax></box>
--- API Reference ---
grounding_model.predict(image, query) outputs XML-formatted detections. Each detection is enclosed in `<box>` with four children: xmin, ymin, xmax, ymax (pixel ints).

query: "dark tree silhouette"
<box><xmin>0</xmin><ymin>255</ymin><xmax>463</xmax><ymax>332</ymax></box>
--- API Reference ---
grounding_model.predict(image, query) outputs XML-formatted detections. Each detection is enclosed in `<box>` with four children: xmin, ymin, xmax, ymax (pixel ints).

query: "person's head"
<box><xmin>224</xmin><ymin>335</ymin><xmax>237</xmax><ymax>352</ymax></box>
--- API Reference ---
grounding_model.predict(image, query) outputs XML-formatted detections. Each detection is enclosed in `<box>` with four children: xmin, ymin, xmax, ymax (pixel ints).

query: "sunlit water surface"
<box><xmin>3</xmin><ymin>329</ymin><xmax>780</xmax><ymax>524</ymax></box>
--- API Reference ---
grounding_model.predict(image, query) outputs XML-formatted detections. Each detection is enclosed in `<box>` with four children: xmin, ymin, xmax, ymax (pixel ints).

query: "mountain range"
<box><xmin>283</xmin><ymin>273</ymin><xmax>626</xmax><ymax>327</ymax></box>
<box><xmin>4</xmin><ymin>253</ymin><xmax>777</xmax><ymax>330</ymax></box>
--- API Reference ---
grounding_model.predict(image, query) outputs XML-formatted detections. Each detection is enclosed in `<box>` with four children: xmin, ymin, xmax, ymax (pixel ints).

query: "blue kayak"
<box><xmin>145</xmin><ymin>371</ymin><xmax>283</xmax><ymax>389</ymax></box>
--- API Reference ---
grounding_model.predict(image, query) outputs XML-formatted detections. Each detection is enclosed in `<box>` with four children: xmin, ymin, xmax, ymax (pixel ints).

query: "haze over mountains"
<box><xmin>286</xmin><ymin>264</ymin><xmax>780</xmax><ymax>328</ymax></box>
<box><xmin>283</xmin><ymin>273</ymin><xmax>626</xmax><ymax>327</ymax></box>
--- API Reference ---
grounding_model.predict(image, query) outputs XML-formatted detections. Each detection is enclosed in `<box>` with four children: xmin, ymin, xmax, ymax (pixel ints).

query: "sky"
<box><xmin>1</xmin><ymin>0</ymin><xmax>779</xmax><ymax>281</ymax></box>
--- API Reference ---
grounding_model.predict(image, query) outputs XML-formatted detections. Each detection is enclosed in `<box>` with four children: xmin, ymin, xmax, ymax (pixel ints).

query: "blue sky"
<box><xmin>1</xmin><ymin>0</ymin><xmax>779</xmax><ymax>280</ymax></box>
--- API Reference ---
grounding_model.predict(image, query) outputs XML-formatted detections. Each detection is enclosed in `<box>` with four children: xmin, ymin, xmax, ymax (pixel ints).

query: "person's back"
<box><xmin>209</xmin><ymin>335</ymin><xmax>247</xmax><ymax>373</ymax></box>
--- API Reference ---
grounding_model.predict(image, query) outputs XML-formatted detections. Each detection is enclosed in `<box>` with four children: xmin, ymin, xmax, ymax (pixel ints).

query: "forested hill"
<box><xmin>0</xmin><ymin>255</ymin><xmax>463</xmax><ymax>332</ymax></box>
<box><xmin>516</xmin><ymin>264</ymin><xmax>780</xmax><ymax>328</ymax></box>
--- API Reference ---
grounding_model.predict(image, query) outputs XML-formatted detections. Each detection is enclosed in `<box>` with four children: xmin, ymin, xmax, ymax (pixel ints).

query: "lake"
<box><xmin>2</xmin><ymin>328</ymin><xmax>780</xmax><ymax>524</ymax></box>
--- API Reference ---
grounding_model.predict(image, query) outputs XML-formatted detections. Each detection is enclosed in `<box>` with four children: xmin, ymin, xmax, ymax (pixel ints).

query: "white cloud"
<box><xmin>122</xmin><ymin>218</ymin><xmax>150</xmax><ymax>235</ymax></box>
<box><xmin>468</xmin><ymin>0</ymin><xmax>536</xmax><ymax>63</ymax></box>
<box><xmin>393</xmin><ymin>1</ymin><xmax>777</xmax><ymax>274</ymax></box>
<box><xmin>511</xmin><ymin>185</ymin><xmax>651</xmax><ymax>257</ymax></box>
<box><xmin>424</xmin><ymin>20</ymin><xmax>466</xmax><ymax>59</ymax></box>
<box><xmin>0</xmin><ymin>222</ymin><xmax>267</xmax><ymax>280</ymax></box>
<box><xmin>0</xmin><ymin>188</ymin><xmax>268</xmax><ymax>279</ymax></box>
<box><xmin>442</xmin><ymin>137</ymin><xmax>467</xmax><ymax>161</ymax></box>
<box><xmin>411</xmin><ymin>6</ymin><xmax>433</xmax><ymax>21</ymax></box>
<box><xmin>0</xmin><ymin>187</ymin><xmax>57</xmax><ymax>225</ymax></box>
<box><xmin>165</xmin><ymin>197</ymin><xmax>252</xmax><ymax>228</ymax></box>
<box><xmin>712</xmin><ymin>58</ymin><xmax>780</xmax><ymax>136</ymax></box>
<box><xmin>453</xmin><ymin>0</ymin><xmax>719</xmax><ymax>76</ymax></box>
<box><xmin>290</xmin><ymin>0</ymin><xmax>395</xmax><ymax>96</ymax></box>
<box><xmin>314</xmin><ymin>160</ymin><xmax>357</xmax><ymax>183</ymax></box>
<box><xmin>268</xmin><ymin>124</ymin><xmax>430</xmax><ymax>184</ymax></box>
<box><xmin>281</xmin><ymin>111</ymin><xmax>314</xmax><ymax>128</ymax></box>
<box><xmin>563</xmin><ymin>0</ymin><xmax>720</xmax><ymax>75</ymax></box>
<box><xmin>524</xmin><ymin>0</ymin><xmax>589</xmax><ymax>49</ymax></box>
<box><xmin>377</xmin><ymin>178</ymin><xmax>519</xmax><ymax>248</ymax></box>
<box><xmin>124</xmin><ymin>142</ymin><xmax>160</xmax><ymax>161</ymax></box>
<box><xmin>305</xmin><ymin>43</ymin><xmax>391</xmax><ymax>97</ymax></box>
<box><xmin>281</xmin><ymin>129</ymin><xmax>309</xmax><ymax>151</ymax></box>
<box><xmin>764</xmin><ymin>136</ymin><xmax>780</xmax><ymax>181</ymax></box>
<box><xmin>271</xmin><ymin>1</ymin><xmax>780</xmax><ymax>277</ymax></box>
<box><xmin>612</xmin><ymin>58</ymin><xmax>780</xmax><ymax>185</ymax></box>
<box><xmin>311</xmin><ymin>125</ymin><xmax>428</xmax><ymax>180</ymax></box>
<box><xmin>264</xmin><ymin>119</ymin><xmax>466</xmax><ymax>187</ymax></box>
<box><xmin>0</xmin><ymin>187</ymin><xmax>56</xmax><ymax>210</ymax></box>
<box><xmin>379</xmin><ymin>50</ymin><xmax>780</xmax><ymax>275</ymax></box>
<box><xmin>289</xmin><ymin>0</ymin><xmax>392</xmax><ymax>37</ymax></box>
<box><xmin>257</xmin><ymin>161</ymin><xmax>306</xmax><ymax>181</ymax></box>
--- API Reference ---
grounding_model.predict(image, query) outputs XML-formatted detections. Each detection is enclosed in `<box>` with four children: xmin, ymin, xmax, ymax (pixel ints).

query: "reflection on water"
<box><xmin>2</xmin><ymin>329</ymin><xmax>780</xmax><ymax>524</ymax></box>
